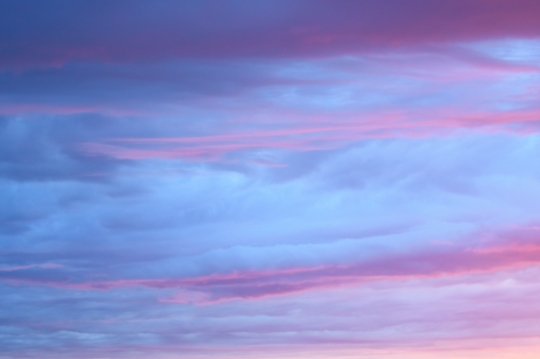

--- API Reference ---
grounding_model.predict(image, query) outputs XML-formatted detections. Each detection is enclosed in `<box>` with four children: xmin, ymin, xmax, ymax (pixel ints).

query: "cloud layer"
<box><xmin>2</xmin><ymin>2</ymin><xmax>540</xmax><ymax>358</ymax></box>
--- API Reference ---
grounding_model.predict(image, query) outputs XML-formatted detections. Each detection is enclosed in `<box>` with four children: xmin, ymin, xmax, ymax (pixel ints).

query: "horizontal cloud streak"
<box><xmin>3</xmin><ymin>0</ymin><xmax>540</xmax><ymax>68</ymax></box>
<box><xmin>4</xmin><ymin>240</ymin><xmax>540</xmax><ymax>303</ymax></box>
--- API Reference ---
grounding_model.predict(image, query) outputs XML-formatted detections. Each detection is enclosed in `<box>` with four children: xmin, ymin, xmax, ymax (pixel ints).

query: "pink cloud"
<box><xmin>5</xmin><ymin>0</ymin><xmax>540</xmax><ymax>68</ymax></box>
<box><xmin>77</xmin><ymin>107</ymin><xmax>540</xmax><ymax>161</ymax></box>
<box><xmin>4</xmin><ymin>242</ymin><xmax>540</xmax><ymax>303</ymax></box>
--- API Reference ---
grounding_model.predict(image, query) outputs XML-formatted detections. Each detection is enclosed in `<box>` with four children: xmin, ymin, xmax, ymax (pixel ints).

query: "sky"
<box><xmin>2</xmin><ymin>1</ymin><xmax>540</xmax><ymax>358</ymax></box>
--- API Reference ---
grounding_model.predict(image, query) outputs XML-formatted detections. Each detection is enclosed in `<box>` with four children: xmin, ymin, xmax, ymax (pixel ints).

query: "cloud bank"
<box><xmin>2</xmin><ymin>1</ymin><xmax>540</xmax><ymax>358</ymax></box>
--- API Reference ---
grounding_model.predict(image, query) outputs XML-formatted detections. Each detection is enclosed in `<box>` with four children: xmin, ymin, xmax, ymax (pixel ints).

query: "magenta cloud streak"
<box><xmin>4</xmin><ymin>0</ymin><xmax>540</xmax><ymax>68</ymax></box>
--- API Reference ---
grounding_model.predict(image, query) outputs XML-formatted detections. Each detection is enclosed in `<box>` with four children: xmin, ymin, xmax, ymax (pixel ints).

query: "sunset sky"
<box><xmin>2</xmin><ymin>1</ymin><xmax>540</xmax><ymax>358</ymax></box>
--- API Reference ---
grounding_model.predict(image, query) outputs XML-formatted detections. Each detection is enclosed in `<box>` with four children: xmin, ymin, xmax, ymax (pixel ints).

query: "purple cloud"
<box><xmin>3</xmin><ymin>0</ymin><xmax>540</xmax><ymax>69</ymax></box>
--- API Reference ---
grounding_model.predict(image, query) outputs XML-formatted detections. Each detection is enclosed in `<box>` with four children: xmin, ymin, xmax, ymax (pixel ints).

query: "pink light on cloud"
<box><xmin>4</xmin><ymin>2</ymin><xmax>540</xmax><ymax>358</ymax></box>
<box><xmin>78</xmin><ymin>107</ymin><xmax>540</xmax><ymax>162</ymax></box>
<box><xmin>5</xmin><ymin>241</ymin><xmax>540</xmax><ymax>304</ymax></box>
<box><xmin>5</xmin><ymin>0</ymin><xmax>540</xmax><ymax>69</ymax></box>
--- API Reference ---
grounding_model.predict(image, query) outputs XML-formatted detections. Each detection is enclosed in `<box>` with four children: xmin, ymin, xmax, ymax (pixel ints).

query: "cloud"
<box><xmin>3</xmin><ymin>0</ymin><xmax>540</xmax><ymax>68</ymax></box>
<box><xmin>0</xmin><ymin>263</ymin><xmax>62</xmax><ymax>272</ymax></box>
<box><xmin>0</xmin><ymin>115</ymin><xmax>132</xmax><ymax>182</ymax></box>
<box><xmin>4</xmin><ymin>238</ymin><xmax>540</xmax><ymax>303</ymax></box>
<box><xmin>3</xmin><ymin>3</ymin><xmax>540</xmax><ymax>357</ymax></box>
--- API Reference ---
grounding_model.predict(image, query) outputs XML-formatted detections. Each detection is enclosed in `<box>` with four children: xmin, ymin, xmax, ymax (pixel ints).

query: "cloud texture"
<box><xmin>2</xmin><ymin>1</ymin><xmax>540</xmax><ymax>358</ymax></box>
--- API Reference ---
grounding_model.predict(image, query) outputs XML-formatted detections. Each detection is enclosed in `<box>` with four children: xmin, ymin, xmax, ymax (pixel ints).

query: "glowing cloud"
<box><xmin>2</xmin><ymin>2</ymin><xmax>540</xmax><ymax>359</ymax></box>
